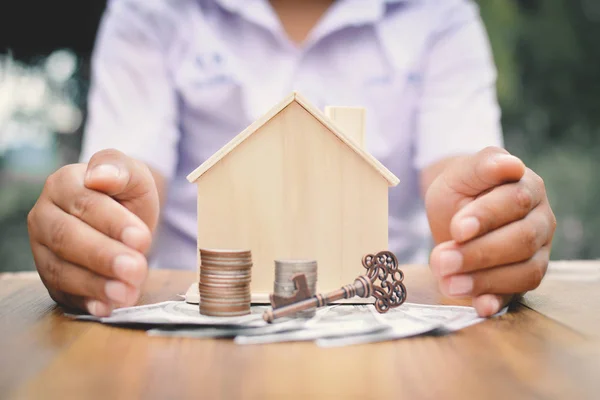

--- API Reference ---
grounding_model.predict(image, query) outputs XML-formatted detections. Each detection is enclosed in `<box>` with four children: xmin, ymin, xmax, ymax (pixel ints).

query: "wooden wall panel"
<box><xmin>196</xmin><ymin>101</ymin><xmax>389</xmax><ymax>295</ymax></box>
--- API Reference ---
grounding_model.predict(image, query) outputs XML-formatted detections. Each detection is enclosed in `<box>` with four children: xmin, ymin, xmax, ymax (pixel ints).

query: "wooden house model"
<box><xmin>186</xmin><ymin>92</ymin><xmax>399</xmax><ymax>301</ymax></box>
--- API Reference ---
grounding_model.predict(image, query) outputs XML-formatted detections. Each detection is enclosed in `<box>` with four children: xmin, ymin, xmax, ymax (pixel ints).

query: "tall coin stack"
<box><xmin>273</xmin><ymin>259</ymin><xmax>318</xmax><ymax>318</ymax></box>
<box><xmin>199</xmin><ymin>248</ymin><xmax>252</xmax><ymax>317</ymax></box>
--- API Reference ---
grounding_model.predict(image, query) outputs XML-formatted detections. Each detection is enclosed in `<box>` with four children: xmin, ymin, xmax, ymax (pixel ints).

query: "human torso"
<box><xmin>153</xmin><ymin>0</ymin><xmax>441</xmax><ymax>269</ymax></box>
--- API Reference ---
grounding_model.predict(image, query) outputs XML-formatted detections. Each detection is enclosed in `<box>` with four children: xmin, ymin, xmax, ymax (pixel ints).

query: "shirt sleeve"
<box><xmin>80</xmin><ymin>0</ymin><xmax>180</xmax><ymax>180</ymax></box>
<box><xmin>413</xmin><ymin>0</ymin><xmax>504</xmax><ymax>170</ymax></box>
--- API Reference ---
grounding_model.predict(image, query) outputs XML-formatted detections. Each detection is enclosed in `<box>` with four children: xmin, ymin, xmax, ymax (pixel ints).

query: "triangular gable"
<box><xmin>186</xmin><ymin>92</ymin><xmax>400</xmax><ymax>186</ymax></box>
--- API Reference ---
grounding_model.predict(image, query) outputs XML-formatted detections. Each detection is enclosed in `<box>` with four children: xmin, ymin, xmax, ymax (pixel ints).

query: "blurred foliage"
<box><xmin>1</xmin><ymin>0</ymin><xmax>599</xmax><ymax>273</ymax></box>
<box><xmin>477</xmin><ymin>0</ymin><xmax>600</xmax><ymax>259</ymax></box>
<box><xmin>0</xmin><ymin>176</ymin><xmax>41</xmax><ymax>272</ymax></box>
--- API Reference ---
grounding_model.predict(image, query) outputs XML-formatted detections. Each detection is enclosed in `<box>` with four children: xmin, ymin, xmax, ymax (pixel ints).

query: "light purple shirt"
<box><xmin>81</xmin><ymin>0</ymin><xmax>503</xmax><ymax>270</ymax></box>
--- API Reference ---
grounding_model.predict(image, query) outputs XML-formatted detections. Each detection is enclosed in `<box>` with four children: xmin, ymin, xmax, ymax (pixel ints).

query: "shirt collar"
<box><xmin>214</xmin><ymin>0</ymin><xmax>281</xmax><ymax>32</ymax></box>
<box><xmin>213</xmin><ymin>0</ymin><xmax>417</xmax><ymax>50</ymax></box>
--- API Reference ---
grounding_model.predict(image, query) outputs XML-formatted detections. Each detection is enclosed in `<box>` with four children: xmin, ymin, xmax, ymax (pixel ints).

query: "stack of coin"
<box><xmin>199</xmin><ymin>248</ymin><xmax>252</xmax><ymax>317</ymax></box>
<box><xmin>273</xmin><ymin>259</ymin><xmax>318</xmax><ymax>318</ymax></box>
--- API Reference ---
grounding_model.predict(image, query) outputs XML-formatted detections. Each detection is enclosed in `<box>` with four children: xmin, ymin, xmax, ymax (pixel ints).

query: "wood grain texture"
<box><xmin>195</xmin><ymin>101</ymin><xmax>390</xmax><ymax>295</ymax></box>
<box><xmin>186</xmin><ymin>92</ymin><xmax>399</xmax><ymax>186</ymax></box>
<box><xmin>1</xmin><ymin>264</ymin><xmax>599</xmax><ymax>400</ymax></box>
<box><xmin>324</xmin><ymin>106</ymin><xmax>366</xmax><ymax>147</ymax></box>
<box><xmin>521</xmin><ymin>260</ymin><xmax>600</xmax><ymax>338</ymax></box>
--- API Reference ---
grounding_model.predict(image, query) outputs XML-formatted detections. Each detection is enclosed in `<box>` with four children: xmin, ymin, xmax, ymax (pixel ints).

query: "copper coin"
<box><xmin>201</xmin><ymin>273</ymin><xmax>252</xmax><ymax>281</ymax></box>
<box><xmin>199</xmin><ymin>248</ymin><xmax>251</xmax><ymax>256</ymax></box>
<box><xmin>200</xmin><ymin>298</ymin><xmax>251</xmax><ymax>305</ymax></box>
<box><xmin>199</xmin><ymin>308</ymin><xmax>251</xmax><ymax>317</ymax></box>
<box><xmin>200</xmin><ymin>279</ymin><xmax>251</xmax><ymax>287</ymax></box>
<box><xmin>199</xmin><ymin>282</ymin><xmax>250</xmax><ymax>290</ymax></box>
<box><xmin>200</xmin><ymin>303</ymin><xmax>251</xmax><ymax>311</ymax></box>
<box><xmin>201</xmin><ymin>261</ymin><xmax>252</xmax><ymax>267</ymax></box>
<box><xmin>201</xmin><ymin>269</ymin><xmax>252</xmax><ymax>277</ymax></box>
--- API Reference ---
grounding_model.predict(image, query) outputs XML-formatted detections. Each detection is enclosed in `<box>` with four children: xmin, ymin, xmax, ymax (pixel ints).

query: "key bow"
<box><xmin>362</xmin><ymin>250</ymin><xmax>407</xmax><ymax>313</ymax></box>
<box><xmin>264</xmin><ymin>250</ymin><xmax>407</xmax><ymax>323</ymax></box>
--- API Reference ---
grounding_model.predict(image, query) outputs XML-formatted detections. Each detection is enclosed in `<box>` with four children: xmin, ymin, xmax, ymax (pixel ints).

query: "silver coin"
<box><xmin>274</xmin><ymin>278</ymin><xmax>316</xmax><ymax>287</ymax></box>
<box><xmin>201</xmin><ymin>273</ymin><xmax>252</xmax><ymax>280</ymax></box>
<box><xmin>273</xmin><ymin>274</ymin><xmax>317</xmax><ymax>281</ymax></box>
<box><xmin>274</xmin><ymin>259</ymin><xmax>317</xmax><ymax>266</ymax></box>
<box><xmin>199</xmin><ymin>304</ymin><xmax>251</xmax><ymax>317</ymax></box>
<box><xmin>200</xmin><ymin>297</ymin><xmax>251</xmax><ymax>305</ymax></box>
<box><xmin>274</xmin><ymin>274</ymin><xmax>317</xmax><ymax>281</ymax></box>
<box><xmin>274</xmin><ymin>271</ymin><xmax>317</xmax><ymax>278</ymax></box>
<box><xmin>274</xmin><ymin>271</ymin><xmax>317</xmax><ymax>277</ymax></box>
<box><xmin>273</xmin><ymin>284</ymin><xmax>317</xmax><ymax>294</ymax></box>
<box><xmin>196</xmin><ymin>249</ymin><xmax>253</xmax><ymax>318</ymax></box>
<box><xmin>272</xmin><ymin>263</ymin><xmax>317</xmax><ymax>318</ymax></box>
<box><xmin>199</xmin><ymin>290</ymin><xmax>251</xmax><ymax>296</ymax></box>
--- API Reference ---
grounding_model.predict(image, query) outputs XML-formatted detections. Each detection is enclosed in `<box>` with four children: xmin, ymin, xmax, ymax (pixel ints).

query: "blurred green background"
<box><xmin>1</xmin><ymin>0</ymin><xmax>599</xmax><ymax>273</ymax></box>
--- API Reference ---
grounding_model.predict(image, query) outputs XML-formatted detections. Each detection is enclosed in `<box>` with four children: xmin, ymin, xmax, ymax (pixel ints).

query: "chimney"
<box><xmin>324</xmin><ymin>106</ymin><xmax>366</xmax><ymax>148</ymax></box>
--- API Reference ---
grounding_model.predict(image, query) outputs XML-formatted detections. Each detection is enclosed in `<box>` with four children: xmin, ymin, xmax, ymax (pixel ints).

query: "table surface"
<box><xmin>1</xmin><ymin>263</ymin><xmax>599</xmax><ymax>400</ymax></box>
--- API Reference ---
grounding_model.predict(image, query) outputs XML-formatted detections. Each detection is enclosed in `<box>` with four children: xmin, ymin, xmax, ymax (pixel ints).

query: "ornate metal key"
<box><xmin>263</xmin><ymin>251</ymin><xmax>407</xmax><ymax>323</ymax></box>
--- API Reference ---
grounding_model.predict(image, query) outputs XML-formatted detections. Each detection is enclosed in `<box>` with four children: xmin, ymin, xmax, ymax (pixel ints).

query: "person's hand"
<box><xmin>425</xmin><ymin>147</ymin><xmax>557</xmax><ymax>316</ymax></box>
<box><xmin>27</xmin><ymin>149</ymin><xmax>159</xmax><ymax>317</ymax></box>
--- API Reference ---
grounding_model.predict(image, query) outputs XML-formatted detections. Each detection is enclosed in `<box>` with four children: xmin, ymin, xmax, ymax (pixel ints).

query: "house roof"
<box><xmin>186</xmin><ymin>92</ymin><xmax>400</xmax><ymax>186</ymax></box>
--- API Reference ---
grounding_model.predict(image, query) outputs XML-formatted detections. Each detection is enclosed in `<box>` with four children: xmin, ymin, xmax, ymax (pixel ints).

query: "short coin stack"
<box><xmin>273</xmin><ymin>259</ymin><xmax>318</xmax><ymax>318</ymax></box>
<box><xmin>199</xmin><ymin>248</ymin><xmax>253</xmax><ymax>317</ymax></box>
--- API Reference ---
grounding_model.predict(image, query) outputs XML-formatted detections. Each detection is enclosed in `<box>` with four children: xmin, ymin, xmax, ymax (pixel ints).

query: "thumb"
<box><xmin>443</xmin><ymin>147</ymin><xmax>526</xmax><ymax>197</ymax></box>
<box><xmin>425</xmin><ymin>147</ymin><xmax>526</xmax><ymax>244</ymax></box>
<box><xmin>84</xmin><ymin>149</ymin><xmax>159</xmax><ymax>231</ymax></box>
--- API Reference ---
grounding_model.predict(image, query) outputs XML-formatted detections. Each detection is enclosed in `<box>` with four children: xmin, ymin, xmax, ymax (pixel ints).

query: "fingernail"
<box><xmin>86</xmin><ymin>299</ymin><xmax>112</xmax><ymax>317</ymax></box>
<box><xmin>121</xmin><ymin>226</ymin><xmax>149</xmax><ymax>250</ymax></box>
<box><xmin>86</xmin><ymin>299</ymin><xmax>99</xmax><ymax>316</ymax></box>
<box><xmin>439</xmin><ymin>250</ymin><xmax>463</xmax><ymax>276</ymax></box>
<box><xmin>484</xmin><ymin>296</ymin><xmax>501</xmax><ymax>315</ymax></box>
<box><xmin>86</xmin><ymin>164</ymin><xmax>120</xmax><ymax>182</ymax></box>
<box><xmin>456</xmin><ymin>217</ymin><xmax>480</xmax><ymax>242</ymax></box>
<box><xmin>113</xmin><ymin>254</ymin><xmax>141</xmax><ymax>285</ymax></box>
<box><xmin>105</xmin><ymin>281</ymin><xmax>128</xmax><ymax>304</ymax></box>
<box><xmin>491</xmin><ymin>153</ymin><xmax>520</xmax><ymax>166</ymax></box>
<box><xmin>448</xmin><ymin>275</ymin><xmax>473</xmax><ymax>296</ymax></box>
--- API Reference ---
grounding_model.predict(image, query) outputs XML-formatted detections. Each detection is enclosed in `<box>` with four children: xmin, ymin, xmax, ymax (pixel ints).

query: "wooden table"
<box><xmin>1</xmin><ymin>264</ymin><xmax>599</xmax><ymax>400</ymax></box>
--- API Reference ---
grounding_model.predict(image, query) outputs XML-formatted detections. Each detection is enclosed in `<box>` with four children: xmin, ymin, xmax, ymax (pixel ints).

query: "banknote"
<box><xmin>67</xmin><ymin>300</ymin><xmax>506</xmax><ymax>346</ymax></box>
<box><xmin>399</xmin><ymin>302</ymin><xmax>508</xmax><ymax>331</ymax></box>
<box><xmin>147</xmin><ymin>318</ymin><xmax>307</xmax><ymax>338</ymax></box>
<box><xmin>316</xmin><ymin>309</ymin><xmax>438</xmax><ymax>348</ymax></box>
<box><xmin>317</xmin><ymin>303</ymin><xmax>509</xmax><ymax>347</ymax></box>
<box><xmin>234</xmin><ymin>305</ymin><xmax>388</xmax><ymax>345</ymax></box>
<box><xmin>68</xmin><ymin>301</ymin><xmax>270</xmax><ymax>327</ymax></box>
<box><xmin>399</xmin><ymin>302</ymin><xmax>485</xmax><ymax>331</ymax></box>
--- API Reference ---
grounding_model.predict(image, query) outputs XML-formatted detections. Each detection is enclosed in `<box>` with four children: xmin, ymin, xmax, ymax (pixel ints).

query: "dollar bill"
<box><xmin>67</xmin><ymin>301</ymin><xmax>269</xmax><ymax>327</ymax></box>
<box><xmin>67</xmin><ymin>300</ymin><xmax>506</xmax><ymax>345</ymax></box>
<box><xmin>234</xmin><ymin>305</ymin><xmax>388</xmax><ymax>345</ymax></box>
<box><xmin>398</xmin><ymin>302</ymin><xmax>508</xmax><ymax>332</ymax></box>
<box><xmin>147</xmin><ymin>318</ymin><xmax>307</xmax><ymax>339</ymax></box>
<box><xmin>317</xmin><ymin>303</ymin><xmax>508</xmax><ymax>347</ymax></box>
<box><xmin>316</xmin><ymin>312</ymin><xmax>438</xmax><ymax>347</ymax></box>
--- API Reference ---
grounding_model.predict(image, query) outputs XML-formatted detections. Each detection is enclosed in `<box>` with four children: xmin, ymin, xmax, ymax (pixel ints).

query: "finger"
<box><xmin>46</xmin><ymin>164</ymin><xmax>152</xmax><ymax>253</ymax></box>
<box><xmin>450</xmin><ymin>169</ymin><xmax>545</xmax><ymax>243</ymax></box>
<box><xmin>32</xmin><ymin>260</ymin><xmax>113</xmax><ymax>317</ymax></box>
<box><xmin>84</xmin><ymin>148</ymin><xmax>152</xmax><ymax>200</ymax></box>
<box><xmin>437</xmin><ymin>246</ymin><xmax>550</xmax><ymax>298</ymax></box>
<box><xmin>431</xmin><ymin>204</ymin><xmax>553</xmax><ymax>277</ymax></box>
<box><xmin>47</xmin><ymin>288</ymin><xmax>113</xmax><ymax>317</ymax></box>
<box><xmin>442</xmin><ymin>146</ymin><xmax>526</xmax><ymax>197</ymax></box>
<box><xmin>84</xmin><ymin>299</ymin><xmax>114</xmax><ymax>317</ymax></box>
<box><xmin>472</xmin><ymin>294</ymin><xmax>512</xmax><ymax>317</ymax></box>
<box><xmin>84</xmin><ymin>148</ymin><xmax>159</xmax><ymax>230</ymax></box>
<box><xmin>34</xmin><ymin>201</ymin><xmax>148</xmax><ymax>287</ymax></box>
<box><xmin>33</xmin><ymin>242</ymin><xmax>140</xmax><ymax>308</ymax></box>
<box><xmin>50</xmin><ymin>290</ymin><xmax>114</xmax><ymax>317</ymax></box>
